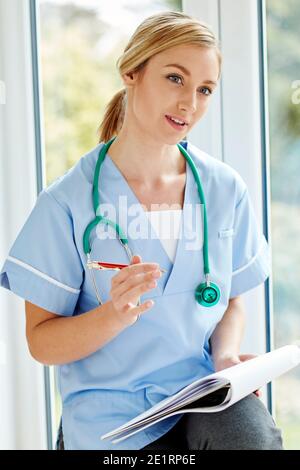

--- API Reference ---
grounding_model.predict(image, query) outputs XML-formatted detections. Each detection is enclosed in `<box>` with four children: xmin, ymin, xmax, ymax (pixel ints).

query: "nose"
<box><xmin>179</xmin><ymin>91</ymin><xmax>197</xmax><ymax>115</ymax></box>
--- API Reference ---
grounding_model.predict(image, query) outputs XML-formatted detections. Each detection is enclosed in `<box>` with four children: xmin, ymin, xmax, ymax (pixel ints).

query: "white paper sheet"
<box><xmin>100</xmin><ymin>344</ymin><xmax>300</xmax><ymax>444</ymax></box>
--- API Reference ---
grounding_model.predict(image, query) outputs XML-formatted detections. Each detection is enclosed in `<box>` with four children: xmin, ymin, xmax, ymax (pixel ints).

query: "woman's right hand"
<box><xmin>109</xmin><ymin>255</ymin><xmax>162</xmax><ymax>327</ymax></box>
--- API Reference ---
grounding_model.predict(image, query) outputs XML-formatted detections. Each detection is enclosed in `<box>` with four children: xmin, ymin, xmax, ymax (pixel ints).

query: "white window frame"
<box><xmin>0</xmin><ymin>0</ymin><xmax>48</xmax><ymax>450</ymax></box>
<box><xmin>184</xmin><ymin>0</ymin><xmax>273</xmax><ymax>411</ymax></box>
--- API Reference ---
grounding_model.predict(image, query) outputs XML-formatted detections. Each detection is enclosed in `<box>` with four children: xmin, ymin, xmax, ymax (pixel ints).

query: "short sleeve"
<box><xmin>0</xmin><ymin>190</ymin><xmax>83</xmax><ymax>316</ymax></box>
<box><xmin>229</xmin><ymin>188</ymin><xmax>271</xmax><ymax>298</ymax></box>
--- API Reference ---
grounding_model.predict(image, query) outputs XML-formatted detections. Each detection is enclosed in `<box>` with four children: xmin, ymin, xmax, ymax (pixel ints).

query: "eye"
<box><xmin>166</xmin><ymin>75</ymin><xmax>213</xmax><ymax>96</ymax></box>
<box><xmin>199</xmin><ymin>86</ymin><xmax>213</xmax><ymax>96</ymax></box>
<box><xmin>167</xmin><ymin>74</ymin><xmax>183</xmax><ymax>85</ymax></box>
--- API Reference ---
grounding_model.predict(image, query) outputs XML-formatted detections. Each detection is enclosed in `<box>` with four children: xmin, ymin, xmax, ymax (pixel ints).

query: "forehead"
<box><xmin>150</xmin><ymin>45</ymin><xmax>219</xmax><ymax>75</ymax></box>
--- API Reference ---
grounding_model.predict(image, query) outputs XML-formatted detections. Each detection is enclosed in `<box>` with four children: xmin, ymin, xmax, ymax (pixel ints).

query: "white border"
<box><xmin>0</xmin><ymin>0</ymin><xmax>47</xmax><ymax>450</ymax></box>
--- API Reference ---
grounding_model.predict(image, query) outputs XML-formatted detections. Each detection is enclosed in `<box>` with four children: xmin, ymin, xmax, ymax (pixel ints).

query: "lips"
<box><xmin>165</xmin><ymin>115</ymin><xmax>187</xmax><ymax>131</ymax></box>
<box><xmin>165</xmin><ymin>114</ymin><xmax>188</xmax><ymax>125</ymax></box>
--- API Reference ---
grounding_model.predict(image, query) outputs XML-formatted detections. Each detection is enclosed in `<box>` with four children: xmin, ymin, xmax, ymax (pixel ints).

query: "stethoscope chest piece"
<box><xmin>195</xmin><ymin>282</ymin><xmax>220</xmax><ymax>307</ymax></box>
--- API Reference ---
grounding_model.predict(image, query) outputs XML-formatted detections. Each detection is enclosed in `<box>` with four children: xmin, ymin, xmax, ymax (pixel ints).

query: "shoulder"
<box><xmin>43</xmin><ymin>143</ymin><xmax>103</xmax><ymax>213</ymax></box>
<box><xmin>182</xmin><ymin>139</ymin><xmax>247</xmax><ymax>206</ymax></box>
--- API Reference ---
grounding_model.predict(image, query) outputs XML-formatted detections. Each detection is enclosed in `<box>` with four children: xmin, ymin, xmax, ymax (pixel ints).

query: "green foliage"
<box><xmin>40</xmin><ymin>4</ymin><xmax>121</xmax><ymax>183</ymax></box>
<box><xmin>266</xmin><ymin>0</ymin><xmax>300</xmax><ymax>205</ymax></box>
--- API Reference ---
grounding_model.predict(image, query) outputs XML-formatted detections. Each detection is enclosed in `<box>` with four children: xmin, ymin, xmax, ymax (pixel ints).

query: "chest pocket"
<box><xmin>218</xmin><ymin>228</ymin><xmax>235</xmax><ymax>239</ymax></box>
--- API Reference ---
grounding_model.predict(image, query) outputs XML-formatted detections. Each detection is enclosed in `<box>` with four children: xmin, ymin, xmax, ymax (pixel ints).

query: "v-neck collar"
<box><xmin>100</xmin><ymin>142</ymin><xmax>201</xmax><ymax>297</ymax></box>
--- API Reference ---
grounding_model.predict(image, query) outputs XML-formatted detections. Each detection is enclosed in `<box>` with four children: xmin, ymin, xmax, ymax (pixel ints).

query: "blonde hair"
<box><xmin>97</xmin><ymin>11</ymin><xmax>222</xmax><ymax>143</ymax></box>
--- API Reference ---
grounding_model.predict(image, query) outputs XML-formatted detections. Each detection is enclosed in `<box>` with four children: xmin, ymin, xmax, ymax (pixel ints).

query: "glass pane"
<box><xmin>265</xmin><ymin>0</ymin><xmax>300</xmax><ymax>450</ymax></box>
<box><xmin>38</xmin><ymin>0</ymin><xmax>182</xmax><ymax>448</ymax></box>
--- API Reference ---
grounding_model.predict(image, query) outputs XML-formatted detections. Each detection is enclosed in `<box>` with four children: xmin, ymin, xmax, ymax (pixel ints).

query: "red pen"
<box><xmin>88</xmin><ymin>261</ymin><xmax>166</xmax><ymax>273</ymax></box>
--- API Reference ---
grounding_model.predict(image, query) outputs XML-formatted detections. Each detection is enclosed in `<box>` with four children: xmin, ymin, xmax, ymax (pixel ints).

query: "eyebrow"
<box><xmin>164</xmin><ymin>63</ymin><xmax>217</xmax><ymax>86</ymax></box>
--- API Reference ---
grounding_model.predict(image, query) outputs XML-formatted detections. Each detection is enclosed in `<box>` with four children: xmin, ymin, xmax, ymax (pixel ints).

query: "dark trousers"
<box><xmin>56</xmin><ymin>394</ymin><xmax>284</xmax><ymax>450</ymax></box>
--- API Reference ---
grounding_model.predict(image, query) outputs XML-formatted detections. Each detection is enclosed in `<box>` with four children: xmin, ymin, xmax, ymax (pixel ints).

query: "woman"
<box><xmin>0</xmin><ymin>11</ymin><xmax>283</xmax><ymax>450</ymax></box>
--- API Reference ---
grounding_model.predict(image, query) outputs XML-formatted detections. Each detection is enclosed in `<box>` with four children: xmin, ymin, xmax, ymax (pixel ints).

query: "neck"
<box><xmin>106</xmin><ymin>130</ymin><xmax>186</xmax><ymax>185</ymax></box>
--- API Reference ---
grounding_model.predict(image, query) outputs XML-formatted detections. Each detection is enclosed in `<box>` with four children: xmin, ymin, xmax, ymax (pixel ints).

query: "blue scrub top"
<box><xmin>0</xmin><ymin>139</ymin><xmax>271</xmax><ymax>449</ymax></box>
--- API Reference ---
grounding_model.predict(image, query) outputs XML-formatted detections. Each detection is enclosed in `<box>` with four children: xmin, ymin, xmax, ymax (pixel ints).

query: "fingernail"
<box><xmin>152</xmin><ymin>271</ymin><xmax>161</xmax><ymax>278</ymax></box>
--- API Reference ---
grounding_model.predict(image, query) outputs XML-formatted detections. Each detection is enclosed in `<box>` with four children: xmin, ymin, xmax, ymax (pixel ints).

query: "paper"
<box><xmin>100</xmin><ymin>344</ymin><xmax>300</xmax><ymax>444</ymax></box>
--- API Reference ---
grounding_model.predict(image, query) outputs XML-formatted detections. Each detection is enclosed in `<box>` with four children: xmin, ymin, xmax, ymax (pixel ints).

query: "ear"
<box><xmin>121</xmin><ymin>71</ymin><xmax>138</xmax><ymax>88</ymax></box>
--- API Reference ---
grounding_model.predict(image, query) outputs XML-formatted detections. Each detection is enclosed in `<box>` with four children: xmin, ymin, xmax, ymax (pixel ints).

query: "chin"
<box><xmin>164</xmin><ymin>135</ymin><xmax>185</xmax><ymax>144</ymax></box>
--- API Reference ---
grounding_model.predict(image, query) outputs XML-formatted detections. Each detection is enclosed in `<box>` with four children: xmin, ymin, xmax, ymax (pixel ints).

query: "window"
<box><xmin>37</xmin><ymin>0</ymin><xmax>183</xmax><ymax>448</ymax></box>
<box><xmin>265</xmin><ymin>0</ymin><xmax>300</xmax><ymax>450</ymax></box>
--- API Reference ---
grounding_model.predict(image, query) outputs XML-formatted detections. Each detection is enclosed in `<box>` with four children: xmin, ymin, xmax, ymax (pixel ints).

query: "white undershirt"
<box><xmin>145</xmin><ymin>209</ymin><xmax>183</xmax><ymax>263</ymax></box>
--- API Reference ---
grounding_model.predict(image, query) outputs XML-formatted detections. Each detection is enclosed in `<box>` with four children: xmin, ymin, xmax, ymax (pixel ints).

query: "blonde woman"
<box><xmin>0</xmin><ymin>11</ymin><xmax>283</xmax><ymax>450</ymax></box>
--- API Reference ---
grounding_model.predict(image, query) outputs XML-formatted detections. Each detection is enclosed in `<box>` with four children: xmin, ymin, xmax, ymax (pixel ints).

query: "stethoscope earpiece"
<box><xmin>195</xmin><ymin>282</ymin><xmax>221</xmax><ymax>307</ymax></box>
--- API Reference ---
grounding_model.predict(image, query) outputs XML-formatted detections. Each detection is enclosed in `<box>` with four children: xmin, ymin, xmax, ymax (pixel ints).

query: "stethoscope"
<box><xmin>83</xmin><ymin>136</ymin><xmax>220</xmax><ymax>308</ymax></box>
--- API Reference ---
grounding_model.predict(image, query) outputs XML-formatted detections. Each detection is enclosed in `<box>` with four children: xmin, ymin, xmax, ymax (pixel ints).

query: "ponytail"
<box><xmin>97</xmin><ymin>88</ymin><xmax>126</xmax><ymax>143</ymax></box>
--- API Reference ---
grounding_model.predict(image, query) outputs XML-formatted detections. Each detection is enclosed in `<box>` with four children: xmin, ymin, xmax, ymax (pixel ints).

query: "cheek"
<box><xmin>198</xmin><ymin>99</ymin><xmax>210</xmax><ymax>115</ymax></box>
<box><xmin>137</xmin><ymin>88</ymin><xmax>160</xmax><ymax>117</ymax></box>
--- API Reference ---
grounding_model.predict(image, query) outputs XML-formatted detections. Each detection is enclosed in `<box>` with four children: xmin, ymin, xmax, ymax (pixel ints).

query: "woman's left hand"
<box><xmin>213</xmin><ymin>353</ymin><xmax>261</xmax><ymax>397</ymax></box>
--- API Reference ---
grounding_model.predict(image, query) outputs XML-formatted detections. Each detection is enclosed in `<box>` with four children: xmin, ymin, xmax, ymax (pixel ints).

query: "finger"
<box><xmin>127</xmin><ymin>298</ymin><xmax>155</xmax><ymax>320</ymax></box>
<box><xmin>113</xmin><ymin>267</ymin><xmax>161</xmax><ymax>299</ymax></box>
<box><xmin>112</xmin><ymin>262</ymin><xmax>159</xmax><ymax>286</ymax></box>
<box><xmin>130</xmin><ymin>254</ymin><xmax>142</xmax><ymax>265</ymax></box>
<box><xmin>119</xmin><ymin>278</ymin><xmax>157</xmax><ymax>306</ymax></box>
<box><xmin>239</xmin><ymin>354</ymin><xmax>258</xmax><ymax>361</ymax></box>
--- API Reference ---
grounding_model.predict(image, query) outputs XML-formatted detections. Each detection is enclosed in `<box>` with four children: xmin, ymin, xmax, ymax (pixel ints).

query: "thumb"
<box><xmin>130</xmin><ymin>254</ymin><xmax>142</xmax><ymax>265</ymax></box>
<box><xmin>239</xmin><ymin>354</ymin><xmax>258</xmax><ymax>362</ymax></box>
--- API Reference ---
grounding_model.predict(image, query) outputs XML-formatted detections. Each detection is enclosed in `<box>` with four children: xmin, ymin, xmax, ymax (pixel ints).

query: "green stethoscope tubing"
<box><xmin>83</xmin><ymin>136</ymin><xmax>220</xmax><ymax>307</ymax></box>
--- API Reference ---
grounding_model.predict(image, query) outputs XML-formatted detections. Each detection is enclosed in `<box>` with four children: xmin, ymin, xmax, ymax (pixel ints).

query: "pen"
<box><xmin>88</xmin><ymin>261</ymin><xmax>166</xmax><ymax>273</ymax></box>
